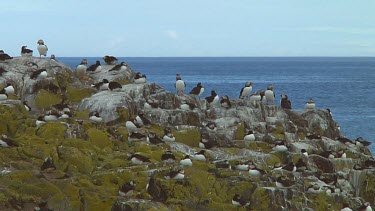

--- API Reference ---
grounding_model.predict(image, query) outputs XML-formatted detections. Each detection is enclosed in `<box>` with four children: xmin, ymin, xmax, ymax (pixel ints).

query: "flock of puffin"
<box><xmin>0</xmin><ymin>41</ymin><xmax>373</xmax><ymax>211</ymax></box>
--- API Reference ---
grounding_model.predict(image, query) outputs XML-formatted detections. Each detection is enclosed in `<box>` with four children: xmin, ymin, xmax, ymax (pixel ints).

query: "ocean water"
<box><xmin>59</xmin><ymin>57</ymin><xmax>375</xmax><ymax>153</ymax></box>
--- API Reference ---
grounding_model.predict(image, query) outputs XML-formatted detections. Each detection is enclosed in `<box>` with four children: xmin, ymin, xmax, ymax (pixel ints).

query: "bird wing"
<box><xmin>239</xmin><ymin>87</ymin><xmax>245</xmax><ymax>98</ymax></box>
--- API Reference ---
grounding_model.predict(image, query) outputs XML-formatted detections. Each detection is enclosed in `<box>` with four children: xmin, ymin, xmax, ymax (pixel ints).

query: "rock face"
<box><xmin>0</xmin><ymin>57</ymin><xmax>374</xmax><ymax>210</ymax></box>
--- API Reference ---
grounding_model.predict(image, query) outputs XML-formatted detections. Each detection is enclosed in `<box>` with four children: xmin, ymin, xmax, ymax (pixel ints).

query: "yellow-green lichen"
<box><xmin>234</xmin><ymin>122</ymin><xmax>245</xmax><ymax>140</ymax></box>
<box><xmin>66</xmin><ymin>87</ymin><xmax>94</xmax><ymax>103</ymax></box>
<box><xmin>86</xmin><ymin>128</ymin><xmax>112</xmax><ymax>150</ymax></box>
<box><xmin>34</xmin><ymin>89</ymin><xmax>62</xmax><ymax>109</ymax></box>
<box><xmin>174</xmin><ymin>128</ymin><xmax>200</xmax><ymax>147</ymax></box>
<box><xmin>36</xmin><ymin>122</ymin><xmax>66</xmax><ymax>140</ymax></box>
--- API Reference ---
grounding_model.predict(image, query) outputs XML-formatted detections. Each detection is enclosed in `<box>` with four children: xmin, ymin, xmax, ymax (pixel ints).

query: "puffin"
<box><xmin>243</xmin><ymin>130</ymin><xmax>255</xmax><ymax>141</ymax></box>
<box><xmin>340</xmin><ymin>204</ymin><xmax>353</xmax><ymax>211</ymax></box>
<box><xmin>272</xmin><ymin>140</ymin><xmax>288</xmax><ymax>152</ymax></box>
<box><xmin>199</xmin><ymin>134</ymin><xmax>217</xmax><ymax>149</ymax></box>
<box><xmin>355</xmin><ymin>137</ymin><xmax>372</xmax><ymax>147</ymax></box>
<box><xmin>0</xmin><ymin>135</ymin><xmax>18</xmax><ymax>147</ymax></box>
<box><xmin>1</xmin><ymin>82</ymin><xmax>15</xmax><ymax>95</ymax></box>
<box><xmin>272</xmin><ymin>162</ymin><xmax>283</xmax><ymax>171</ymax></box>
<box><xmin>76</xmin><ymin>59</ymin><xmax>88</xmax><ymax>73</ymax></box>
<box><xmin>91</xmin><ymin>79</ymin><xmax>109</xmax><ymax>90</ymax></box>
<box><xmin>358</xmin><ymin>202</ymin><xmax>372</xmax><ymax>211</ymax></box>
<box><xmin>220</xmin><ymin>95</ymin><xmax>231</xmax><ymax>109</ymax></box>
<box><xmin>30</xmin><ymin>69</ymin><xmax>48</xmax><ymax>79</ymax></box>
<box><xmin>180</xmin><ymin>155</ymin><xmax>193</xmax><ymax>167</ymax></box>
<box><xmin>41</xmin><ymin>156</ymin><xmax>56</xmax><ymax>171</ymax></box>
<box><xmin>0</xmin><ymin>50</ymin><xmax>13</xmax><ymax>61</ymax></box>
<box><xmin>108</xmin><ymin>81</ymin><xmax>122</xmax><ymax>91</ymax></box>
<box><xmin>103</xmin><ymin>55</ymin><xmax>118</xmax><ymax>65</ymax></box>
<box><xmin>37</xmin><ymin>39</ymin><xmax>48</xmax><ymax>57</ymax></box>
<box><xmin>128</xmin><ymin>153</ymin><xmax>151</xmax><ymax>165</ymax></box>
<box><xmin>44</xmin><ymin>110</ymin><xmax>59</xmax><ymax>122</ymax></box>
<box><xmin>134</xmin><ymin>72</ymin><xmax>147</xmax><ymax>84</ymax></box>
<box><xmin>146</xmin><ymin>131</ymin><xmax>164</xmax><ymax>145</ymax></box>
<box><xmin>179</xmin><ymin>100</ymin><xmax>195</xmax><ymax>110</ymax></box>
<box><xmin>165</xmin><ymin>169</ymin><xmax>184</xmax><ymax>180</ymax></box>
<box><xmin>214</xmin><ymin>160</ymin><xmax>231</xmax><ymax>169</ymax></box>
<box><xmin>125</xmin><ymin>119</ymin><xmax>142</xmax><ymax>132</ymax></box>
<box><xmin>205</xmin><ymin>121</ymin><xmax>217</xmax><ymax>131</ymax></box>
<box><xmin>307</xmin><ymin>184</ymin><xmax>321</xmax><ymax>194</ymax></box>
<box><xmin>234</xmin><ymin>160</ymin><xmax>253</xmax><ymax>171</ymax></box>
<box><xmin>232</xmin><ymin>194</ymin><xmax>250</xmax><ymax>207</ymax></box>
<box><xmin>21</xmin><ymin>46</ymin><xmax>33</xmax><ymax>56</ymax></box>
<box><xmin>319</xmin><ymin>150</ymin><xmax>335</xmax><ymax>159</ymax></box>
<box><xmin>260</xmin><ymin>90</ymin><xmax>267</xmax><ymax>104</ymax></box>
<box><xmin>0</xmin><ymin>92</ymin><xmax>8</xmax><ymax>101</ymax></box>
<box><xmin>109</xmin><ymin>62</ymin><xmax>128</xmax><ymax>72</ymax></box>
<box><xmin>192</xmin><ymin>150</ymin><xmax>207</xmax><ymax>161</ymax></box>
<box><xmin>144</xmin><ymin>98</ymin><xmax>159</xmax><ymax>109</ymax></box>
<box><xmin>248</xmin><ymin>163</ymin><xmax>266</xmax><ymax>177</ymax></box>
<box><xmin>23</xmin><ymin>101</ymin><xmax>31</xmax><ymax>111</ymax></box>
<box><xmin>336</xmin><ymin>149</ymin><xmax>347</xmax><ymax>158</ymax></box>
<box><xmin>89</xmin><ymin>111</ymin><xmax>102</xmax><ymax>122</ymax></box>
<box><xmin>128</xmin><ymin>132</ymin><xmax>147</xmax><ymax>142</ymax></box>
<box><xmin>161</xmin><ymin>151</ymin><xmax>176</xmax><ymax>164</ymax></box>
<box><xmin>175</xmin><ymin>74</ymin><xmax>186</xmax><ymax>95</ymax></box>
<box><xmin>282</xmin><ymin>162</ymin><xmax>296</xmax><ymax>172</ymax></box>
<box><xmin>162</xmin><ymin>127</ymin><xmax>176</xmax><ymax>142</ymax></box>
<box><xmin>239</xmin><ymin>81</ymin><xmax>253</xmax><ymax>99</ymax></box>
<box><xmin>280</xmin><ymin>94</ymin><xmax>292</xmax><ymax>109</ymax></box>
<box><xmin>36</xmin><ymin>116</ymin><xmax>46</xmax><ymax>128</ymax></box>
<box><xmin>301</xmin><ymin>149</ymin><xmax>309</xmax><ymax>157</ymax></box>
<box><xmin>135</xmin><ymin>112</ymin><xmax>151</xmax><ymax>126</ymax></box>
<box><xmin>264</xmin><ymin>84</ymin><xmax>275</xmax><ymax>105</ymax></box>
<box><xmin>50</xmin><ymin>54</ymin><xmax>57</xmax><ymax>61</ymax></box>
<box><xmin>87</xmin><ymin>61</ymin><xmax>101</xmax><ymax>72</ymax></box>
<box><xmin>119</xmin><ymin>181</ymin><xmax>136</xmax><ymax>197</ymax></box>
<box><xmin>295</xmin><ymin>158</ymin><xmax>308</xmax><ymax>171</ymax></box>
<box><xmin>205</xmin><ymin>90</ymin><xmax>219</xmax><ymax>106</ymax></box>
<box><xmin>304</xmin><ymin>98</ymin><xmax>316</xmax><ymax>111</ymax></box>
<box><xmin>276</xmin><ymin>176</ymin><xmax>294</xmax><ymax>188</ymax></box>
<box><xmin>365</xmin><ymin>157</ymin><xmax>375</xmax><ymax>169</ymax></box>
<box><xmin>336</xmin><ymin>137</ymin><xmax>354</xmax><ymax>146</ymax></box>
<box><xmin>249</xmin><ymin>91</ymin><xmax>261</xmax><ymax>105</ymax></box>
<box><xmin>189</xmin><ymin>82</ymin><xmax>204</xmax><ymax>98</ymax></box>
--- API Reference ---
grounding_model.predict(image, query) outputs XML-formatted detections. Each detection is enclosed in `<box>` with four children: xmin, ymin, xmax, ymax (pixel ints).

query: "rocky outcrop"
<box><xmin>0</xmin><ymin>57</ymin><xmax>374</xmax><ymax>211</ymax></box>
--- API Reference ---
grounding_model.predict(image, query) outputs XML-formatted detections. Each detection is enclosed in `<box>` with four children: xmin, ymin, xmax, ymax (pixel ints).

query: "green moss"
<box><xmin>148</xmin><ymin>124</ymin><xmax>165</xmax><ymax>137</ymax></box>
<box><xmin>58</xmin><ymin>147</ymin><xmax>94</xmax><ymax>174</ymax></box>
<box><xmin>116</xmin><ymin>107</ymin><xmax>130</xmax><ymax>122</ymax></box>
<box><xmin>34</xmin><ymin>89</ymin><xmax>62</xmax><ymax>109</ymax></box>
<box><xmin>174</xmin><ymin>128</ymin><xmax>200</xmax><ymax>147</ymax></box>
<box><xmin>0</xmin><ymin>105</ymin><xmax>25</xmax><ymax>135</ymax></box>
<box><xmin>75</xmin><ymin>110</ymin><xmax>90</xmax><ymax>119</ymax></box>
<box><xmin>272</xmin><ymin>124</ymin><xmax>286</xmax><ymax>139</ymax></box>
<box><xmin>86</xmin><ymin>128</ymin><xmax>112</xmax><ymax>150</ymax></box>
<box><xmin>36</xmin><ymin>122</ymin><xmax>66</xmax><ymax>140</ymax></box>
<box><xmin>251</xmin><ymin>187</ymin><xmax>271</xmax><ymax>210</ymax></box>
<box><xmin>234</xmin><ymin>122</ymin><xmax>245</xmax><ymax>140</ymax></box>
<box><xmin>66</xmin><ymin>87</ymin><xmax>94</xmax><ymax>103</ymax></box>
<box><xmin>186</xmin><ymin>112</ymin><xmax>200</xmax><ymax>126</ymax></box>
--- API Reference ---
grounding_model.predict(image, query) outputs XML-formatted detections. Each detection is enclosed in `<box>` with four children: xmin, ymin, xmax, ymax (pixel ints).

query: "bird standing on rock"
<box><xmin>103</xmin><ymin>55</ymin><xmax>118</xmax><ymax>65</ymax></box>
<box><xmin>21</xmin><ymin>46</ymin><xmax>33</xmax><ymax>57</ymax></box>
<box><xmin>190</xmin><ymin>82</ymin><xmax>204</xmax><ymax>98</ymax></box>
<box><xmin>205</xmin><ymin>90</ymin><xmax>219</xmax><ymax>106</ymax></box>
<box><xmin>37</xmin><ymin>39</ymin><xmax>48</xmax><ymax>58</ymax></box>
<box><xmin>0</xmin><ymin>50</ymin><xmax>13</xmax><ymax>61</ymax></box>
<box><xmin>109</xmin><ymin>62</ymin><xmax>128</xmax><ymax>72</ymax></box>
<box><xmin>76</xmin><ymin>59</ymin><xmax>88</xmax><ymax>74</ymax></box>
<box><xmin>239</xmin><ymin>81</ymin><xmax>253</xmax><ymax>99</ymax></box>
<box><xmin>280</xmin><ymin>94</ymin><xmax>292</xmax><ymax>109</ymax></box>
<box><xmin>232</xmin><ymin>194</ymin><xmax>250</xmax><ymax>207</ymax></box>
<box><xmin>134</xmin><ymin>72</ymin><xmax>147</xmax><ymax>84</ymax></box>
<box><xmin>175</xmin><ymin>74</ymin><xmax>186</xmax><ymax>96</ymax></box>
<box><xmin>265</xmin><ymin>84</ymin><xmax>275</xmax><ymax>105</ymax></box>
<box><xmin>87</xmin><ymin>61</ymin><xmax>101</xmax><ymax>72</ymax></box>
<box><xmin>304</xmin><ymin>98</ymin><xmax>316</xmax><ymax>111</ymax></box>
<box><xmin>220</xmin><ymin>95</ymin><xmax>231</xmax><ymax>109</ymax></box>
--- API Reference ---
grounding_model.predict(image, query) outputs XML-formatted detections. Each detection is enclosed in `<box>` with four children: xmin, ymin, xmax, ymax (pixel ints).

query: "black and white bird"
<box><xmin>109</xmin><ymin>62</ymin><xmax>128</xmax><ymax>72</ymax></box>
<box><xmin>41</xmin><ymin>156</ymin><xmax>56</xmax><ymax>171</ymax></box>
<box><xmin>295</xmin><ymin>158</ymin><xmax>308</xmax><ymax>171</ymax></box>
<box><xmin>358</xmin><ymin>202</ymin><xmax>372</xmax><ymax>211</ymax></box>
<box><xmin>304</xmin><ymin>98</ymin><xmax>316</xmax><ymax>111</ymax></box>
<box><xmin>44</xmin><ymin>110</ymin><xmax>59</xmax><ymax>122</ymax></box>
<box><xmin>264</xmin><ymin>84</ymin><xmax>275</xmax><ymax>105</ymax></box>
<box><xmin>128</xmin><ymin>153</ymin><xmax>151</xmax><ymax>165</ymax></box>
<box><xmin>282</xmin><ymin>162</ymin><xmax>296</xmax><ymax>172</ymax></box>
<box><xmin>192</xmin><ymin>150</ymin><xmax>207</xmax><ymax>161</ymax></box>
<box><xmin>23</xmin><ymin>101</ymin><xmax>31</xmax><ymax>111</ymax></box>
<box><xmin>91</xmin><ymin>79</ymin><xmax>109</xmax><ymax>90</ymax></box>
<box><xmin>239</xmin><ymin>81</ymin><xmax>253</xmax><ymax>99</ymax></box>
<box><xmin>36</xmin><ymin>116</ymin><xmax>46</xmax><ymax>128</ymax></box>
<box><xmin>165</xmin><ymin>169</ymin><xmax>185</xmax><ymax>180</ymax></box>
<box><xmin>146</xmin><ymin>131</ymin><xmax>164</xmax><ymax>145</ymax></box>
<box><xmin>21</xmin><ymin>46</ymin><xmax>33</xmax><ymax>56</ymax></box>
<box><xmin>175</xmin><ymin>74</ymin><xmax>186</xmax><ymax>95</ymax></box>
<box><xmin>220</xmin><ymin>95</ymin><xmax>231</xmax><ymax>109</ymax></box>
<box><xmin>355</xmin><ymin>137</ymin><xmax>372</xmax><ymax>148</ymax></box>
<box><xmin>199</xmin><ymin>134</ymin><xmax>217</xmax><ymax>149</ymax></box>
<box><xmin>30</xmin><ymin>69</ymin><xmax>48</xmax><ymax>79</ymax></box>
<box><xmin>280</xmin><ymin>94</ymin><xmax>292</xmax><ymax>109</ymax></box>
<box><xmin>248</xmin><ymin>163</ymin><xmax>266</xmax><ymax>177</ymax></box>
<box><xmin>128</xmin><ymin>132</ymin><xmax>147</xmax><ymax>142</ymax></box>
<box><xmin>301</xmin><ymin>149</ymin><xmax>309</xmax><ymax>157</ymax></box>
<box><xmin>180</xmin><ymin>155</ymin><xmax>193</xmax><ymax>167</ymax></box>
<box><xmin>273</xmin><ymin>140</ymin><xmax>288</xmax><ymax>152</ymax></box>
<box><xmin>234</xmin><ymin>160</ymin><xmax>253</xmax><ymax>171</ymax></box>
<box><xmin>163</xmin><ymin>127</ymin><xmax>175</xmax><ymax>142</ymax></box>
<box><xmin>306</xmin><ymin>184</ymin><xmax>321</xmax><ymax>193</ymax></box>
<box><xmin>37</xmin><ymin>39</ymin><xmax>48</xmax><ymax>57</ymax></box>
<box><xmin>249</xmin><ymin>91</ymin><xmax>261</xmax><ymax>105</ymax></box>
<box><xmin>243</xmin><ymin>130</ymin><xmax>255</xmax><ymax>141</ymax></box>
<box><xmin>87</xmin><ymin>61</ymin><xmax>102</xmax><ymax>72</ymax></box>
<box><xmin>125</xmin><ymin>119</ymin><xmax>142</xmax><ymax>132</ymax></box>
<box><xmin>205</xmin><ymin>121</ymin><xmax>217</xmax><ymax>131</ymax></box>
<box><xmin>205</xmin><ymin>90</ymin><xmax>219</xmax><ymax>106</ymax></box>
<box><xmin>1</xmin><ymin>82</ymin><xmax>15</xmax><ymax>95</ymax></box>
<box><xmin>189</xmin><ymin>82</ymin><xmax>204</xmax><ymax>98</ymax></box>
<box><xmin>179</xmin><ymin>100</ymin><xmax>195</xmax><ymax>110</ymax></box>
<box><xmin>340</xmin><ymin>203</ymin><xmax>353</xmax><ymax>211</ymax></box>
<box><xmin>144</xmin><ymin>98</ymin><xmax>159</xmax><ymax>109</ymax></box>
<box><xmin>319</xmin><ymin>150</ymin><xmax>335</xmax><ymax>159</ymax></box>
<box><xmin>275</xmin><ymin>176</ymin><xmax>294</xmax><ymax>188</ymax></box>
<box><xmin>103</xmin><ymin>55</ymin><xmax>118</xmax><ymax>65</ymax></box>
<box><xmin>336</xmin><ymin>149</ymin><xmax>347</xmax><ymax>158</ymax></box>
<box><xmin>161</xmin><ymin>151</ymin><xmax>176</xmax><ymax>164</ymax></box>
<box><xmin>0</xmin><ymin>50</ymin><xmax>12</xmax><ymax>61</ymax></box>
<box><xmin>108</xmin><ymin>81</ymin><xmax>122</xmax><ymax>91</ymax></box>
<box><xmin>232</xmin><ymin>194</ymin><xmax>250</xmax><ymax>207</ymax></box>
<box><xmin>50</xmin><ymin>54</ymin><xmax>57</xmax><ymax>61</ymax></box>
<box><xmin>0</xmin><ymin>135</ymin><xmax>18</xmax><ymax>147</ymax></box>
<box><xmin>89</xmin><ymin>111</ymin><xmax>102</xmax><ymax>122</ymax></box>
<box><xmin>0</xmin><ymin>92</ymin><xmax>8</xmax><ymax>101</ymax></box>
<box><xmin>76</xmin><ymin>59</ymin><xmax>88</xmax><ymax>73</ymax></box>
<box><xmin>214</xmin><ymin>159</ymin><xmax>231</xmax><ymax>169</ymax></box>
<box><xmin>119</xmin><ymin>181</ymin><xmax>136</xmax><ymax>197</ymax></box>
<box><xmin>134</xmin><ymin>72</ymin><xmax>147</xmax><ymax>84</ymax></box>
<box><xmin>135</xmin><ymin>112</ymin><xmax>151</xmax><ymax>126</ymax></box>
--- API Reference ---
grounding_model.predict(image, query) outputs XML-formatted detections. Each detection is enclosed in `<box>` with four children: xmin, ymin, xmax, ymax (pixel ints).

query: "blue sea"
<box><xmin>59</xmin><ymin>57</ymin><xmax>375</xmax><ymax>153</ymax></box>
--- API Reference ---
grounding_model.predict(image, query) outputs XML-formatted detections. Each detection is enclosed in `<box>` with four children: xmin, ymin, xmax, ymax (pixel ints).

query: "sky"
<box><xmin>1</xmin><ymin>0</ymin><xmax>375</xmax><ymax>57</ymax></box>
